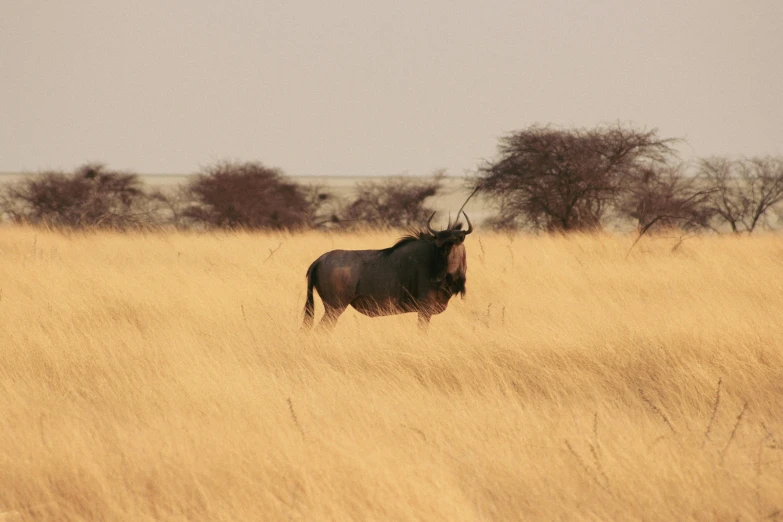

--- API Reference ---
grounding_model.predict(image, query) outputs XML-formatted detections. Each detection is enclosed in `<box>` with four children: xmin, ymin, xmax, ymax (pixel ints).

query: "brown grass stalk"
<box><xmin>703</xmin><ymin>377</ymin><xmax>723</xmax><ymax>446</ymax></box>
<box><xmin>639</xmin><ymin>388</ymin><xmax>678</xmax><ymax>434</ymax></box>
<box><xmin>722</xmin><ymin>401</ymin><xmax>749</xmax><ymax>463</ymax></box>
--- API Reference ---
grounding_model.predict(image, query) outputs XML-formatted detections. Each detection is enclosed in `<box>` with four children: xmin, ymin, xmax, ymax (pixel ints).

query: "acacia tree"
<box><xmin>699</xmin><ymin>156</ymin><xmax>783</xmax><ymax>233</ymax></box>
<box><xmin>475</xmin><ymin>123</ymin><xmax>679</xmax><ymax>231</ymax></box>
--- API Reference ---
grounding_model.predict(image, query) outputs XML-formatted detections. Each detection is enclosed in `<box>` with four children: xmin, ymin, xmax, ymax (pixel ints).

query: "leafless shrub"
<box><xmin>618</xmin><ymin>164</ymin><xmax>714</xmax><ymax>233</ymax></box>
<box><xmin>339</xmin><ymin>171</ymin><xmax>444</xmax><ymax>229</ymax></box>
<box><xmin>147</xmin><ymin>185</ymin><xmax>194</xmax><ymax>230</ymax></box>
<box><xmin>0</xmin><ymin>163</ymin><xmax>159</xmax><ymax>230</ymax></box>
<box><xmin>301</xmin><ymin>182</ymin><xmax>342</xmax><ymax>229</ymax></box>
<box><xmin>699</xmin><ymin>156</ymin><xmax>783</xmax><ymax>233</ymax></box>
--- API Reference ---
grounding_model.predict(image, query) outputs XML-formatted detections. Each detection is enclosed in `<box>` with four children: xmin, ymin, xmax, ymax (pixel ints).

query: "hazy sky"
<box><xmin>2</xmin><ymin>1</ymin><xmax>781</xmax><ymax>176</ymax></box>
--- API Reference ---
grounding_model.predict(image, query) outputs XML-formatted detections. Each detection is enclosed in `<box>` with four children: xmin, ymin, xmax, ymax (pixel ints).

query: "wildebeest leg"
<box><xmin>316</xmin><ymin>304</ymin><xmax>346</xmax><ymax>331</ymax></box>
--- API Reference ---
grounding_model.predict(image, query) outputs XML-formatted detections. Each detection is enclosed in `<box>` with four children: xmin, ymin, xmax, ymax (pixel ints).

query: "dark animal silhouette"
<box><xmin>302</xmin><ymin>211</ymin><xmax>473</xmax><ymax>330</ymax></box>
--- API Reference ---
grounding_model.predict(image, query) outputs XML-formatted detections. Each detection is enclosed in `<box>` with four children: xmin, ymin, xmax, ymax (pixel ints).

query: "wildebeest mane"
<box><xmin>379</xmin><ymin>220</ymin><xmax>465</xmax><ymax>256</ymax></box>
<box><xmin>378</xmin><ymin>230</ymin><xmax>430</xmax><ymax>256</ymax></box>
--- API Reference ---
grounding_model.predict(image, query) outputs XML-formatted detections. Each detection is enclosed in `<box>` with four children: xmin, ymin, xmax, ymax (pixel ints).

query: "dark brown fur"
<box><xmin>302</xmin><ymin>212</ymin><xmax>472</xmax><ymax>331</ymax></box>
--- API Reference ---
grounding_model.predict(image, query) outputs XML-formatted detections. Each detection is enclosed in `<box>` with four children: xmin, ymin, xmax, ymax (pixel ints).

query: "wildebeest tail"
<box><xmin>302</xmin><ymin>259</ymin><xmax>319</xmax><ymax>328</ymax></box>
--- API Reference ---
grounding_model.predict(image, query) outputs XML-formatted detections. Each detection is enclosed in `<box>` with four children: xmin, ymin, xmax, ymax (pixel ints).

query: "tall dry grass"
<box><xmin>1</xmin><ymin>226</ymin><xmax>782</xmax><ymax>521</ymax></box>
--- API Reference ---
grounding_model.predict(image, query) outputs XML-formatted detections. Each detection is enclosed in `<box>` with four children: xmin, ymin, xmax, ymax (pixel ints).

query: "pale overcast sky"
<box><xmin>1</xmin><ymin>1</ymin><xmax>781</xmax><ymax>176</ymax></box>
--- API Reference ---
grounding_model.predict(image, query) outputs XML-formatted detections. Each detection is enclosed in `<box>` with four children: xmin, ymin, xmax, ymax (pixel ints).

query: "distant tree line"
<box><xmin>2</xmin><ymin>122</ymin><xmax>782</xmax><ymax>234</ymax></box>
<box><xmin>0</xmin><ymin>161</ymin><xmax>444</xmax><ymax>231</ymax></box>
<box><xmin>475</xmin><ymin>123</ymin><xmax>783</xmax><ymax>234</ymax></box>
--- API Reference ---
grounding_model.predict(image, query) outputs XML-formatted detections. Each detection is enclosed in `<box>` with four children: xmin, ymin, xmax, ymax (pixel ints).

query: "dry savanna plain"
<box><xmin>1</xmin><ymin>225</ymin><xmax>783</xmax><ymax>521</ymax></box>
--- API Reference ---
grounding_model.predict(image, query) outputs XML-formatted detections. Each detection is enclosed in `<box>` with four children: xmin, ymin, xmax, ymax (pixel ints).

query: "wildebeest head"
<box><xmin>423</xmin><ymin>210</ymin><xmax>473</xmax><ymax>297</ymax></box>
<box><xmin>425</xmin><ymin>210</ymin><xmax>473</xmax><ymax>247</ymax></box>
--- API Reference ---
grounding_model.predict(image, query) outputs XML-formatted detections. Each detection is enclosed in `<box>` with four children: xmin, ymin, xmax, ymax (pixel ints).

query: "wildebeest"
<box><xmin>302</xmin><ymin>211</ymin><xmax>473</xmax><ymax>330</ymax></box>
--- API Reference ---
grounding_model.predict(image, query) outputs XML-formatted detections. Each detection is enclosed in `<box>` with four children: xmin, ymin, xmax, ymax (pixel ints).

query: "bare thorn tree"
<box><xmin>340</xmin><ymin>170</ymin><xmax>445</xmax><ymax>229</ymax></box>
<box><xmin>699</xmin><ymin>156</ymin><xmax>783</xmax><ymax>233</ymax></box>
<box><xmin>301</xmin><ymin>182</ymin><xmax>341</xmax><ymax>229</ymax></box>
<box><xmin>619</xmin><ymin>164</ymin><xmax>714</xmax><ymax>234</ymax></box>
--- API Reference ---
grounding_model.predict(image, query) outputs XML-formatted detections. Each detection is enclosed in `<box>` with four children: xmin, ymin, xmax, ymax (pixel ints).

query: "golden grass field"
<box><xmin>1</xmin><ymin>226</ymin><xmax>782</xmax><ymax>521</ymax></box>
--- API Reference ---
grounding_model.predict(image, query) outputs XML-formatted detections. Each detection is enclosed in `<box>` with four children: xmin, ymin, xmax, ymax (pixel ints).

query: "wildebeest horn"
<box><xmin>462</xmin><ymin>211</ymin><xmax>473</xmax><ymax>234</ymax></box>
<box><xmin>456</xmin><ymin>184</ymin><xmax>480</xmax><ymax>219</ymax></box>
<box><xmin>426</xmin><ymin>211</ymin><xmax>437</xmax><ymax>234</ymax></box>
